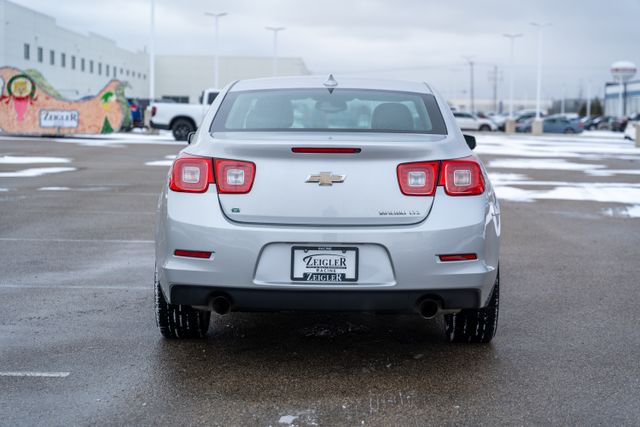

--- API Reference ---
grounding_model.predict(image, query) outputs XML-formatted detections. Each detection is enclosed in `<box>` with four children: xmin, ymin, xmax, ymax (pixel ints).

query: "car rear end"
<box><xmin>155</xmin><ymin>76</ymin><xmax>501</xmax><ymax>342</ymax></box>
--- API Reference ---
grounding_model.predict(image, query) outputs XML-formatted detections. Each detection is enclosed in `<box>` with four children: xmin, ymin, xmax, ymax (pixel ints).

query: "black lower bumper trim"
<box><xmin>169</xmin><ymin>285</ymin><xmax>482</xmax><ymax>312</ymax></box>
<box><xmin>149</xmin><ymin>121</ymin><xmax>170</xmax><ymax>130</ymax></box>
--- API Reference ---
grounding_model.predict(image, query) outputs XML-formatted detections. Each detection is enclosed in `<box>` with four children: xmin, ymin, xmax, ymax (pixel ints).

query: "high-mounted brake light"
<box><xmin>397</xmin><ymin>161</ymin><xmax>439</xmax><ymax>196</ymax></box>
<box><xmin>169</xmin><ymin>156</ymin><xmax>214</xmax><ymax>193</ymax></box>
<box><xmin>439</xmin><ymin>156</ymin><xmax>485</xmax><ymax>196</ymax></box>
<box><xmin>291</xmin><ymin>147</ymin><xmax>361</xmax><ymax>154</ymax></box>
<box><xmin>214</xmin><ymin>159</ymin><xmax>256</xmax><ymax>194</ymax></box>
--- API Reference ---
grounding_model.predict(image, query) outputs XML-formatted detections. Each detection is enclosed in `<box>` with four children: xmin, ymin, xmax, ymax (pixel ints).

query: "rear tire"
<box><xmin>479</xmin><ymin>124</ymin><xmax>491</xmax><ymax>132</ymax></box>
<box><xmin>154</xmin><ymin>271</ymin><xmax>210</xmax><ymax>339</ymax></box>
<box><xmin>171</xmin><ymin>118</ymin><xmax>195</xmax><ymax>141</ymax></box>
<box><xmin>444</xmin><ymin>270</ymin><xmax>499</xmax><ymax>343</ymax></box>
<box><xmin>564</xmin><ymin>128</ymin><xmax>575</xmax><ymax>134</ymax></box>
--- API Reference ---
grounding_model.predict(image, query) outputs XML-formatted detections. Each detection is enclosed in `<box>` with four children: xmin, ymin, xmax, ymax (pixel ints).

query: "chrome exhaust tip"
<box><xmin>417</xmin><ymin>299</ymin><xmax>440</xmax><ymax>320</ymax></box>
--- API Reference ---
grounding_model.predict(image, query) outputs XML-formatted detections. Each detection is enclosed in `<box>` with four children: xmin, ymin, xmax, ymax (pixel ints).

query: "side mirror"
<box><xmin>187</xmin><ymin>132</ymin><xmax>196</xmax><ymax>145</ymax></box>
<box><xmin>463</xmin><ymin>134</ymin><xmax>476</xmax><ymax>150</ymax></box>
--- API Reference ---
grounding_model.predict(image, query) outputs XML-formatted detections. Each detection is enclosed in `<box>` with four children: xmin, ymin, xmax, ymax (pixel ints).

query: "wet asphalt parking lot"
<box><xmin>1</xmin><ymin>132</ymin><xmax>639</xmax><ymax>426</ymax></box>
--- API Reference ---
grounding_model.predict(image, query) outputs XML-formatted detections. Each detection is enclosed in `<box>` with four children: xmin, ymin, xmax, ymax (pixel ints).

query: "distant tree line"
<box><xmin>578</xmin><ymin>98</ymin><xmax>603</xmax><ymax>117</ymax></box>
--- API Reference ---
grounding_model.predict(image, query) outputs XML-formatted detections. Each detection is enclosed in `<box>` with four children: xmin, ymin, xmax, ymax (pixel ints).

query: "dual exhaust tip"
<box><xmin>210</xmin><ymin>295</ymin><xmax>232</xmax><ymax>315</ymax></box>
<box><xmin>417</xmin><ymin>298</ymin><xmax>440</xmax><ymax>319</ymax></box>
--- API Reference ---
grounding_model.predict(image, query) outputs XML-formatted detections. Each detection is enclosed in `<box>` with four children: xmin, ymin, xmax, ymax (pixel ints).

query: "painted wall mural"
<box><xmin>0</xmin><ymin>66</ymin><xmax>127</xmax><ymax>135</ymax></box>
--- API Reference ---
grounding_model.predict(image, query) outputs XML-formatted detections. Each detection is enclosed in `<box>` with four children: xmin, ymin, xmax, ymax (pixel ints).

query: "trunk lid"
<box><xmin>197</xmin><ymin>132</ymin><xmax>463</xmax><ymax>226</ymax></box>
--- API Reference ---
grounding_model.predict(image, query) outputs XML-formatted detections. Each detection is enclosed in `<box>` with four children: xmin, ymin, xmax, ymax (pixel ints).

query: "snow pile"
<box><xmin>479</xmin><ymin>134</ymin><xmax>640</xmax><ymax>217</ymax></box>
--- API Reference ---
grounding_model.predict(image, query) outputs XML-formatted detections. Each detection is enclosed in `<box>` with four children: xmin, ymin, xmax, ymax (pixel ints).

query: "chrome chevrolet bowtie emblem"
<box><xmin>306</xmin><ymin>172</ymin><xmax>346</xmax><ymax>186</ymax></box>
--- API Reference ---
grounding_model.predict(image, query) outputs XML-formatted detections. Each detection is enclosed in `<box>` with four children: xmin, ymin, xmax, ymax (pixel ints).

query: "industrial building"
<box><xmin>154</xmin><ymin>55</ymin><xmax>310</xmax><ymax>103</ymax></box>
<box><xmin>0</xmin><ymin>0</ymin><xmax>149</xmax><ymax>99</ymax></box>
<box><xmin>604</xmin><ymin>80</ymin><xmax>640</xmax><ymax>117</ymax></box>
<box><xmin>0</xmin><ymin>0</ymin><xmax>310</xmax><ymax>104</ymax></box>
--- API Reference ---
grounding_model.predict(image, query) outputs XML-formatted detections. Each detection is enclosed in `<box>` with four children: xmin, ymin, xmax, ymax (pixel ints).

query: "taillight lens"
<box><xmin>169</xmin><ymin>156</ymin><xmax>214</xmax><ymax>193</ymax></box>
<box><xmin>214</xmin><ymin>159</ymin><xmax>256</xmax><ymax>194</ymax></box>
<box><xmin>397</xmin><ymin>156</ymin><xmax>485</xmax><ymax>197</ymax></box>
<box><xmin>397</xmin><ymin>161</ymin><xmax>439</xmax><ymax>196</ymax></box>
<box><xmin>151</xmin><ymin>106</ymin><xmax>157</xmax><ymax>117</ymax></box>
<box><xmin>439</xmin><ymin>156</ymin><xmax>485</xmax><ymax>196</ymax></box>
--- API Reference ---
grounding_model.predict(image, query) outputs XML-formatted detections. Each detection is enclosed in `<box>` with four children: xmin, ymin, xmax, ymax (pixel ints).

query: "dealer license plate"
<box><xmin>291</xmin><ymin>246</ymin><xmax>359</xmax><ymax>282</ymax></box>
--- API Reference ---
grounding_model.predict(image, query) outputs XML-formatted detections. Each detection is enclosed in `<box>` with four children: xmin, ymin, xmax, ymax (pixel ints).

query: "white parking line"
<box><xmin>0</xmin><ymin>371</ymin><xmax>70</xmax><ymax>378</ymax></box>
<box><xmin>0</xmin><ymin>237</ymin><xmax>153</xmax><ymax>243</ymax></box>
<box><xmin>0</xmin><ymin>284</ymin><xmax>148</xmax><ymax>290</ymax></box>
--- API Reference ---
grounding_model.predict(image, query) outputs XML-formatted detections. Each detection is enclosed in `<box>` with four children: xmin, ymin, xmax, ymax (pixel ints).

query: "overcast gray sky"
<box><xmin>11</xmin><ymin>0</ymin><xmax>640</xmax><ymax>102</ymax></box>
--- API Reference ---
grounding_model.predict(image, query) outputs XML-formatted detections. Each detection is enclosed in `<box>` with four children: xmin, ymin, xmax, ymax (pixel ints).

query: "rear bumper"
<box><xmin>156</xmin><ymin>186</ymin><xmax>501</xmax><ymax>311</ymax></box>
<box><xmin>150</xmin><ymin>121</ymin><xmax>170</xmax><ymax>130</ymax></box>
<box><xmin>171</xmin><ymin>286</ymin><xmax>484</xmax><ymax>312</ymax></box>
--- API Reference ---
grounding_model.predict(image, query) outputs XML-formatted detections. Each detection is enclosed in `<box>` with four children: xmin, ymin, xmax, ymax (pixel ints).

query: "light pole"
<box><xmin>531</xmin><ymin>22</ymin><xmax>551</xmax><ymax>120</ymax></box>
<box><xmin>149</xmin><ymin>0</ymin><xmax>155</xmax><ymax>100</ymax></box>
<box><xmin>205</xmin><ymin>12</ymin><xmax>227</xmax><ymax>88</ymax></box>
<box><xmin>586</xmin><ymin>81</ymin><xmax>591</xmax><ymax>117</ymax></box>
<box><xmin>503</xmin><ymin>33</ymin><xmax>522</xmax><ymax>119</ymax></box>
<box><xmin>462</xmin><ymin>56</ymin><xmax>475</xmax><ymax>114</ymax></box>
<box><xmin>265</xmin><ymin>27</ymin><xmax>285</xmax><ymax>76</ymax></box>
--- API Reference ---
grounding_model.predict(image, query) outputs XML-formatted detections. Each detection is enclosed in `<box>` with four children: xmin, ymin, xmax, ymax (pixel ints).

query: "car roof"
<box><xmin>230</xmin><ymin>75</ymin><xmax>433</xmax><ymax>94</ymax></box>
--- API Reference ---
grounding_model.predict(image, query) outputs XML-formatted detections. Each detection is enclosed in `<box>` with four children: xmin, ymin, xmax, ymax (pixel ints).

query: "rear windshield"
<box><xmin>210</xmin><ymin>88</ymin><xmax>447</xmax><ymax>134</ymax></box>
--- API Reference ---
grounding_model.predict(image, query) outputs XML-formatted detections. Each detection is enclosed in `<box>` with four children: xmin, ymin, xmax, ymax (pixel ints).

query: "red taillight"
<box><xmin>397</xmin><ymin>156</ymin><xmax>484</xmax><ymax>197</ymax></box>
<box><xmin>439</xmin><ymin>253</ymin><xmax>477</xmax><ymax>262</ymax></box>
<box><xmin>169</xmin><ymin>156</ymin><xmax>214</xmax><ymax>193</ymax></box>
<box><xmin>397</xmin><ymin>161</ymin><xmax>439</xmax><ymax>196</ymax></box>
<box><xmin>214</xmin><ymin>159</ymin><xmax>256</xmax><ymax>194</ymax></box>
<box><xmin>439</xmin><ymin>156</ymin><xmax>485</xmax><ymax>196</ymax></box>
<box><xmin>174</xmin><ymin>249</ymin><xmax>212</xmax><ymax>259</ymax></box>
<box><xmin>291</xmin><ymin>147</ymin><xmax>361</xmax><ymax>154</ymax></box>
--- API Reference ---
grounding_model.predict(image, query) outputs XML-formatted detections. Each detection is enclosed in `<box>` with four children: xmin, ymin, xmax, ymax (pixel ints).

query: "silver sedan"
<box><xmin>155</xmin><ymin>75</ymin><xmax>501</xmax><ymax>343</ymax></box>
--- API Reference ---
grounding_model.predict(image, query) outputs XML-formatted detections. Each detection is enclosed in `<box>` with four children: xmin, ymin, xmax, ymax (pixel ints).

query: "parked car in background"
<box><xmin>453</xmin><ymin>112</ymin><xmax>497</xmax><ymax>131</ymax></box>
<box><xmin>581</xmin><ymin>115</ymin><xmax>599</xmax><ymax>130</ymax></box>
<box><xmin>515</xmin><ymin>110</ymin><xmax>544</xmax><ymax>124</ymax></box>
<box><xmin>516</xmin><ymin>115</ymin><xmax>583</xmax><ymax>134</ymax></box>
<box><xmin>150</xmin><ymin>88</ymin><xmax>220</xmax><ymax>140</ymax></box>
<box><xmin>587</xmin><ymin>115</ymin><xmax>625</xmax><ymax>132</ymax></box>
<box><xmin>488</xmin><ymin>113</ymin><xmax>507</xmax><ymax>129</ymax></box>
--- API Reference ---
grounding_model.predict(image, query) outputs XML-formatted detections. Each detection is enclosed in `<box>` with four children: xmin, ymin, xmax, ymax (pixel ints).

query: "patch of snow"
<box><xmin>0</xmin><ymin>132</ymin><xmax>182</xmax><ymax>147</ymax></box>
<box><xmin>585</xmin><ymin>169</ymin><xmax>640</xmax><ymax>177</ymax></box>
<box><xmin>145</xmin><ymin>160</ymin><xmax>173</xmax><ymax>166</ymax></box>
<box><xmin>475</xmin><ymin>133</ymin><xmax>640</xmax><ymax>161</ymax></box>
<box><xmin>495</xmin><ymin>184</ymin><xmax>640</xmax><ymax>205</ymax></box>
<box><xmin>38</xmin><ymin>187</ymin><xmax>70</xmax><ymax>191</ymax></box>
<box><xmin>0</xmin><ymin>188</ymin><xmax>8</xmax><ymax>192</ymax></box>
<box><xmin>602</xmin><ymin>205</ymin><xmax>640</xmax><ymax>219</ymax></box>
<box><xmin>0</xmin><ymin>155</ymin><xmax>71</xmax><ymax>164</ymax></box>
<box><xmin>494</xmin><ymin>186</ymin><xmax>536</xmax><ymax>202</ymax></box>
<box><xmin>146</xmin><ymin>155</ymin><xmax>177</xmax><ymax>166</ymax></box>
<box><xmin>487</xmin><ymin>172</ymin><xmax>529</xmax><ymax>184</ymax></box>
<box><xmin>488</xmin><ymin>158</ymin><xmax>604</xmax><ymax>171</ymax></box>
<box><xmin>278</xmin><ymin>415</ymin><xmax>299</xmax><ymax>425</ymax></box>
<box><xmin>0</xmin><ymin>167</ymin><xmax>76</xmax><ymax>178</ymax></box>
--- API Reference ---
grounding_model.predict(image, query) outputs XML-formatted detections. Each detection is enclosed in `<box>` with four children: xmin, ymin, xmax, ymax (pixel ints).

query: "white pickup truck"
<box><xmin>150</xmin><ymin>88</ymin><xmax>220</xmax><ymax>140</ymax></box>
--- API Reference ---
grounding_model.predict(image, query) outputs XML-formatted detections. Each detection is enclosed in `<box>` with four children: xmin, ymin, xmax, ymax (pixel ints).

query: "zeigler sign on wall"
<box><xmin>39</xmin><ymin>110</ymin><xmax>79</xmax><ymax>128</ymax></box>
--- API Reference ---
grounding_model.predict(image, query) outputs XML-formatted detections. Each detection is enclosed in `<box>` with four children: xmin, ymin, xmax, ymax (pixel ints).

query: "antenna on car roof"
<box><xmin>323</xmin><ymin>74</ymin><xmax>338</xmax><ymax>93</ymax></box>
